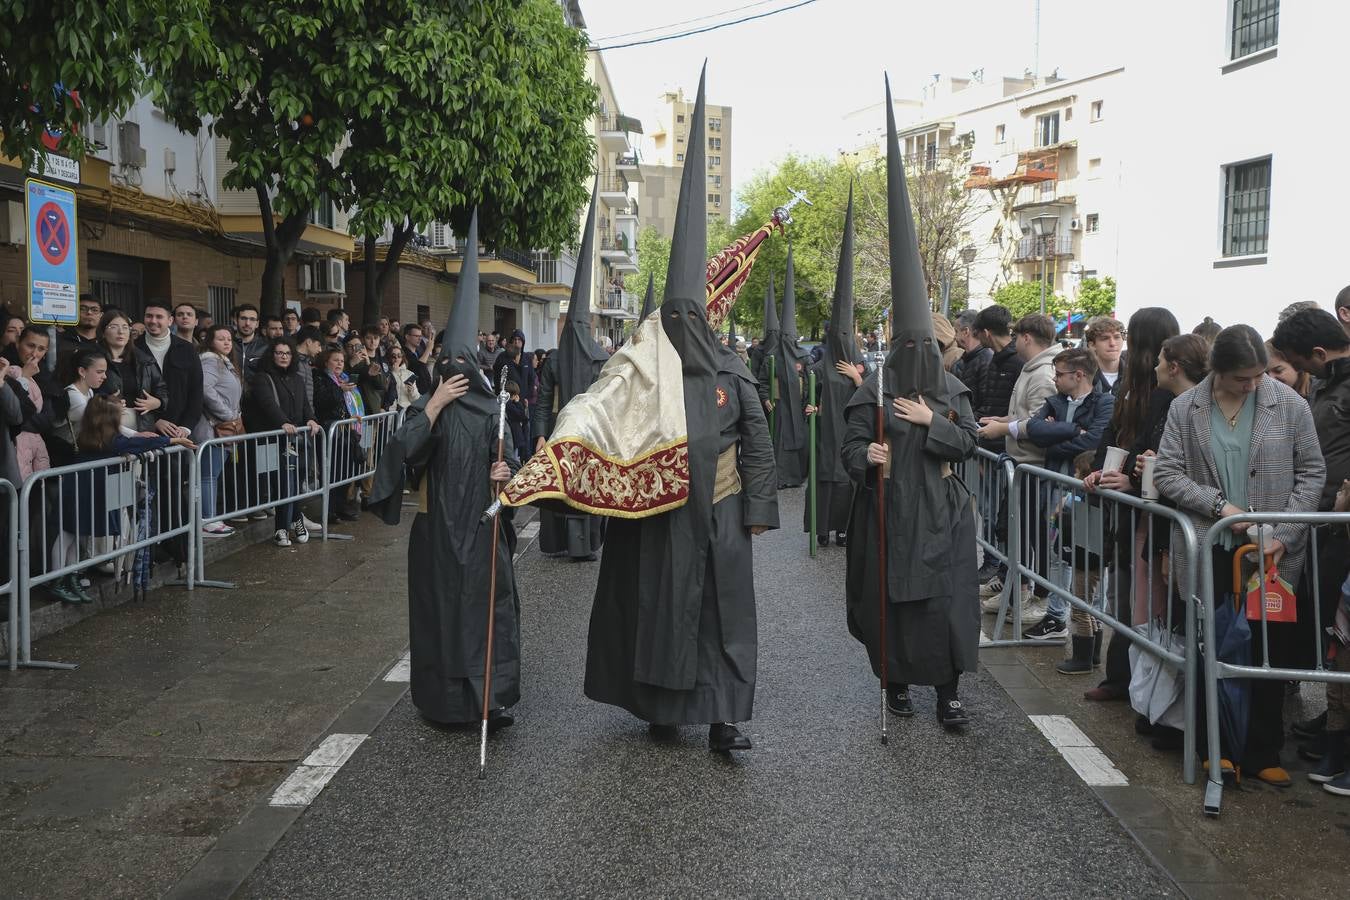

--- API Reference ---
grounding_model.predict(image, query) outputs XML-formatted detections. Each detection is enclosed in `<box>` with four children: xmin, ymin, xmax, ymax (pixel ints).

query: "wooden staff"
<box><xmin>873</xmin><ymin>352</ymin><xmax>888</xmax><ymax>745</ymax></box>
<box><xmin>807</xmin><ymin>369</ymin><xmax>818</xmax><ymax>557</ymax></box>
<box><xmin>480</xmin><ymin>368</ymin><xmax>510</xmax><ymax>779</ymax></box>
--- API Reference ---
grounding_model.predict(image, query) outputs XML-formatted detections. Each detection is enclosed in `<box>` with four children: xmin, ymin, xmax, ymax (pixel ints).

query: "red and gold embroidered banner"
<box><xmin>705</xmin><ymin>213</ymin><xmax>786</xmax><ymax>330</ymax></box>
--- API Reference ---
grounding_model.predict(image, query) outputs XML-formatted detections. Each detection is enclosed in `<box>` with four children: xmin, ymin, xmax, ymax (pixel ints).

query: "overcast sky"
<box><xmin>581</xmin><ymin>0</ymin><xmax>1125</xmax><ymax>209</ymax></box>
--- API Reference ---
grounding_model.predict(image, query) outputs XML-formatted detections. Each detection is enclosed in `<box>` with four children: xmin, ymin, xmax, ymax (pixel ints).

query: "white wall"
<box><xmin>89</xmin><ymin>97</ymin><xmax>212</xmax><ymax>202</ymax></box>
<box><xmin>1116</xmin><ymin>3</ymin><xmax>1350</xmax><ymax>337</ymax></box>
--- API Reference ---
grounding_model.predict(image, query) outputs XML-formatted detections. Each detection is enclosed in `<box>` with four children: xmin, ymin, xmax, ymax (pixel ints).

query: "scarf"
<box><xmin>144</xmin><ymin>331</ymin><xmax>171</xmax><ymax>370</ymax></box>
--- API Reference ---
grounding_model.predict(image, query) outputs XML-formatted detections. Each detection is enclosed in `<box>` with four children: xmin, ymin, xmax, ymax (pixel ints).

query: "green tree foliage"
<box><xmin>993</xmin><ymin>280</ymin><xmax>1067</xmax><ymax>320</ymax></box>
<box><xmin>0</xmin><ymin>1</ymin><xmax>208</xmax><ymax>166</ymax></box>
<box><xmin>1073</xmin><ymin>276</ymin><xmax>1117</xmax><ymax>319</ymax></box>
<box><xmin>346</xmin><ymin>0</ymin><xmax>596</xmax><ymax>323</ymax></box>
<box><xmin>634</xmin><ymin>226</ymin><xmax>671</xmax><ymax>304</ymax></box>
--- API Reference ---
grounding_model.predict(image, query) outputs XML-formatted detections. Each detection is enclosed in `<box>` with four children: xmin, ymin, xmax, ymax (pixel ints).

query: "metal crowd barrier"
<box><xmin>13</xmin><ymin>446</ymin><xmax>196</xmax><ymax>669</ymax></box>
<box><xmin>1010</xmin><ymin>463</ymin><xmax>1202</xmax><ymax>785</ymax></box>
<box><xmin>191</xmin><ymin>426</ymin><xmax>328</xmax><ymax>588</ymax></box>
<box><xmin>321</xmin><ymin>410</ymin><xmax>400</xmax><ymax>543</ymax></box>
<box><xmin>957</xmin><ymin>448</ymin><xmax>1041</xmax><ymax>647</ymax></box>
<box><xmin>2</xmin><ymin>478</ymin><xmax>18</xmax><ymax>669</ymax></box>
<box><xmin>1197</xmin><ymin>511</ymin><xmax>1350</xmax><ymax>817</ymax></box>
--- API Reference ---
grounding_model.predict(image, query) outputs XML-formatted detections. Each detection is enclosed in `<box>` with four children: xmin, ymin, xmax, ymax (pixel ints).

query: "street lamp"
<box><xmin>960</xmin><ymin>245</ymin><xmax>977</xmax><ymax>308</ymax></box>
<box><xmin>1030</xmin><ymin>214</ymin><xmax>1059</xmax><ymax>315</ymax></box>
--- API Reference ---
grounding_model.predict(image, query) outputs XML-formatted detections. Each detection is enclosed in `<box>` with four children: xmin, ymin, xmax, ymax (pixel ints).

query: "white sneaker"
<box><xmin>978</xmin><ymin>576</ymin><xmax>1004</xmax><ymax>599</ymax></box>
<box><xmin>1019</xmin><ymin>597</ymin><xmax>1049</xmax><ymax>626</ymax></box>
<box><xmin>981</xmin><ymin>590</ymin><xmax>1005</xmax><ymax>614</ymax></box>
<box><xmin>202</xmin><ymin>523</ymin><xmax>235</xmax><ymax>538</ymax></box>
<box><xmin>302</xmin><ymin>514</ymin><xmax>324</xmax><ymax>534</ymax></box>
<box><xmin>273</xmin><ymin>529</ymin><xmax>292</xmax><ymax>547</ymax></box>
<box><xmin>291</xmin><ymin>519</ymin><xmax>309</xmax><ymax>544</ymax></box>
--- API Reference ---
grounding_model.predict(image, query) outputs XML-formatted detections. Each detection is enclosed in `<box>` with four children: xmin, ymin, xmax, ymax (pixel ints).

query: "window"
<box><xmin>1088</xmin><ymin>157</ymin><xmax>1102</xmax><ymax>178</ymax></box>
<box><xmin>676</xmin><ymin>135</ymin><xmax>684</xmax><ymax>143</ymax></box>
<box><xmin>1085</xmin><ymin>214</ymin><xmax>1100</xmax><ymax>234</ymax></box>
<box><xmin>1231</xmin><ymin>0</ymin><xmax>1279</xmax><ymax>60</ymax></box>
<box><xmin>708</xmin><ymin>193</ymin><xmax>721</xmax><ymax>207</ymax></box>
<box><xmin>1064</xmin><ymin>107</ymin><xmax>1074</xmax><ymax>121</ymax></box>
<box><xmin>1090</xmin><ymin>100</ymin><xmax>1104</xmax><ymax>121</ymax></box>
<box><xmin>1035</xmin><ymin>112</ymin><xmax>1060</xmax><ymax>147</ymax></box>
<box><xmin>924</xmin><ymin>141</ymin><xmax>937</xmax><ymax>172</ymax></box>
<box><xmin>994</xmin><ymin>124</ymin><xmax>1006</xmax><ymax>143</ymax></box>
<box><xmin>676</xmin><ymin>153</ymin><xmax>684</xmax><ymax>162</ymax></box>
<box><xmin>709</xmin><ymin>118</ymin><xmax>721</xmax><ymax>132</ymax></box>
<box><xmin>207</xmin><ymin>285</ymin><xmax>237</xmax><ymax>325</ymax></box>
<box><xmin>309</xmin><ymin>193</ymin><xmax>335</xmax><ymax>229</ymax></box>
<box><xmin>708</xmin><ymin>137</ymin><xmax>721</xmax><ymax>151</ymax></box>
<box><xmin>1222</xmin><ymin>157</ymin><xmax>1272</xmax><ymax>257</ymax></box>
<box><xmin>708</xmin><ymin>174</ymin><xmax>717</xmax><ymax>186</ymax></box>
<box><xmin>677</xmin><ymin>113</ymin><xmax>685</xmax><ymax>124</ymax></box>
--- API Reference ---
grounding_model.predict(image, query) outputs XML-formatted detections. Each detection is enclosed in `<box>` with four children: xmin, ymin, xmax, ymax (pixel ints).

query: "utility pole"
<box><xmin>1033</xmin><ymin>0</ymin><xmax>1041</xmax><ymax>81</ymax></box>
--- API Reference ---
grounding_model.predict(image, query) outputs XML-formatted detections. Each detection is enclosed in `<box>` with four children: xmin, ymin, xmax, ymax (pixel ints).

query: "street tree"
<box><xmin>1074</xmin><ymin>275</ymin><xmax>1117</xmax><ymax>318</ymax></box>
<box><xmin>634</xmin><ymin>226</ymin><xmax>672</xmax><ymax>304</ymax></box>
<box><xmin>0</xmin><ymin>1</ymin><xmax>208</xmax><ymax>167</ymax></box>
<box><xmin>993</xmin><ymin>280</ymin><xmax>1067</xmax><ymax>320</ymax></box>
<box><xmin>346</xmin><ymin>0</ymin><xmax>596</xmax><ymax>324</ymax></box>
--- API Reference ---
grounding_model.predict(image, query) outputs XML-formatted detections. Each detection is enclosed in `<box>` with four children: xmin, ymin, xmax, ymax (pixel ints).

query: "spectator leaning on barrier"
<box><xmin>137</xmin><ymin>300</ymin><xmax>202</xmax><ymax>440</ymax></box>
<box><xmin>1084</xmin><ymin>316</ymin><xmax>1125</xmax><ymax>395</ymax></box>
<box><xmin>313</xmin><ymin>346</ymin><xmax>363</xmax><ymax>524</ymax></box>
<box><xmin>971</xmin><ymin>305</ymin><xmax>1024</xmax><ymax>453</ymax></box>
<box><xmin>1153</xmin><ymin>324</ymin><xmax>1325</xmax><ymax>787</ymax></box>
<box><xmin>293</xmin><ymin>326</ymin><xmax>322</xmax><ymax>415</ymax></box>
<box><xmin>251</xmin><ymin>337</ymin><xmax>321</xmax><ymax>546</ymax></box>
<box><xmin>195</xmin><ymin>324</ymin><xmax>245</xmax><ymax>538</ymax></box>
<box><xmin>951</xmin><ymin>309</ymin><xmax>992</xmax><ymax>402</ymax></box>
<box><xmin>1022</xmin><ymin>346</ymin><xmax>1115</xmax><ymax>640</ymax></box>
<box><xmin>97</xmin><ymin>308</ymin><xmax>166</xmax><ymax>436</ymax></box>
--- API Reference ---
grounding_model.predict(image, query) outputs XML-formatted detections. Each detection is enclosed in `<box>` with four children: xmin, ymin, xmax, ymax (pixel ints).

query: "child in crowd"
<box><xmin>1054</xmin><ymin>450</ymin><xmax>1105</xmax><ymax>675</ymax></box>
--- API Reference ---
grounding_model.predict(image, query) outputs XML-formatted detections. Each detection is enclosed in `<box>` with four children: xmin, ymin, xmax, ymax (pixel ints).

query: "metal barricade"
<box><xmin>191</xmin><ymin>426</ymin><xmax>328</xmax><ymax>588</ymax></box>
<box><xmin>1010</xmin><ymin>463</ymin><xmax>1202</xmax><ymax>784</ymax></box>
<box><xmin>2</xmin><ymin>478</ymin><xmax>18</xmax><ymax>670</ymax></box>
<box><xmin>1197</xmin><ymin>511</ymin><xmax>1350</xmax><ymax>817</ymax></box>
<box><xmin>14</xmin><ymin>446</ymin><xmax>196</xmax><ymax>669</ymax></box>
<box><xmin>321</xmin><ymin>410</ymin><xmax>401</xmax><ymax>543</ymax></box>
<box><xmin>956</xmin><ymin>448</ymin><xmax>1040</xmax><ymax>646</ymax></box>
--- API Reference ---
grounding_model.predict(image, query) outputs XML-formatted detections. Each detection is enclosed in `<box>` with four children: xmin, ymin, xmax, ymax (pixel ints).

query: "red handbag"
<box><xmin>1239</xmin><ymin>544</ymin><xmax>1298</xmax><ymax>623</ymax></box>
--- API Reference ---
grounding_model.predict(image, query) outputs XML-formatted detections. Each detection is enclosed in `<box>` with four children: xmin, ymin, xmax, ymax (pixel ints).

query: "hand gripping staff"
<box><xmin>872</xmin><ymin>351</ymin><xmax>888</xmax><ymax>745</ymax></box>
<box><xmin>479</xmin><ymin>367</ymin><xmax>510</xmax><ymax>779</ymax></box>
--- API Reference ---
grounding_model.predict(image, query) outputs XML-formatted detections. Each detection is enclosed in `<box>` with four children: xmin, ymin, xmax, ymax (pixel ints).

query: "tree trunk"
<box><xmin>363</xmin><ymin>220</ymin><xmax>415</xmax><ymax>326</ymax></box>
<box><xmin>363</xmin><ymin>234</ymin><xmax>379</xmax><ymax>326</ymax></box>
<box><xmin>255</xmin><ymin>182</ymin><xmax>312</xmax><ymax>316</ymax></box>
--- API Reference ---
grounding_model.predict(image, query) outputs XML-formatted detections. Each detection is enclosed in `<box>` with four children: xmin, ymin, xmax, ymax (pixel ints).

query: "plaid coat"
<box><xmin>1152</xmin><ymin>375</ymin><xmax>1324</xmax><ymax>598</ymax></box>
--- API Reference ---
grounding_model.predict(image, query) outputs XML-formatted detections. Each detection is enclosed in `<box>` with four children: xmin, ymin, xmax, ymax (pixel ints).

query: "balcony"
<box><xmin>444</xmin><ymin>242</ymin><xmax>537</xmax><ymax>285</ymax></box>
<box><xmin>1013</xmin><ymin>234</ymin><xmax>1075</xmax><ymax>263</ymax></box>
<box><xmin>532</xmin><ymin>250</ymin><xmax>577</xmax><ymax>299</ymax></box>
<box><xmin>598</xmin><ymin>115</ymin><xmax>632</xmax><ymax>153</ymax></box>
<box><xmin>598</xmin><ymin>287</ymin><xmax>638</xmax><ymax>319</ymax></box>
<box><xmin>1012</xmin><ymin>177</ymin><xmax>1077</xmax><ymax>210</ymax></box>
<box><xmin>616</xmin><ymin>152</ymin><xmax>643</xmax><ymax>183</ymax></box>
<box><xmin>598</xmin><ymin>174</ymin><xmax>631</xmax><ymax>210</ymax></box>
<box><xmin>599</xmin><ymin>227</ymin><xmax>638</xmax><ymax>273</ymax></box>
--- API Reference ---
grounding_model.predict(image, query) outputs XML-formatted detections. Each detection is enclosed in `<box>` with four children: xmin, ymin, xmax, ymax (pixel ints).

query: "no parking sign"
<box><xmin>25</xmin><ymin>178</ymin><xmax>79</xmax><ymax>325</ymax></box>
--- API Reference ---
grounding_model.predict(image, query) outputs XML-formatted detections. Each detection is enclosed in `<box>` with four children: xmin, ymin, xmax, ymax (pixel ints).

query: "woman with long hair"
<box><xmin>250</xmin><ymin>337</ymin><xmax>321</xmax><ymax>546</ymax></box>
<box><xmin>96</xmin><ymin>307</ymin><xmax>167</xmax><ymax>434</ymax></box>
<box><xmin>1264</xmin><ymin>340</ymin><xmax>1312</xmax><ymax>398</ymax></box>
<box><xmin>194</xmin><ymin>324</ymin><xmax>245</xmax><ymax>537</ymax></box>
<box><xmin>1079</xmin><ymin>308</ymin><xmax>1180</xmax><ymax>694</ymax></box>
<box><xmin>1154</xmin><ymin>325</ymin><xmax>1324</xmax><ymax>786</ymax></box>
<box><xmin>312</xmin><ymin>346</ymin><xmax>364</xmax><ymax>523</ymax></box>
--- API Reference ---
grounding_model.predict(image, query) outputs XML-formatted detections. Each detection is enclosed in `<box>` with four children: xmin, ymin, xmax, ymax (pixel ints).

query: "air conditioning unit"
<box><xmin>117</xmin><ymin>121</ymin><xmax>146</xmax><ymax>168</ymax></box>
<box><xmin>1069</xmin><ymin>217</ymin><xmax>1082</xmax><ymax>231</ymax></box>
<box><xmin>427</xmin><ymin>222</ymin><xmax>454</xmax><ymax>249</ymax></box>
<box><xmin>301</xmin><ymin>264</ymin><xmax>314</xmax><ymax>291</ymax></box>
<box><xmin>163</xmin><ymin>148</ymin><xmax>176</xmax><ymax>174</ymax></box>
<box><xmin>320</xmin><ymin>258</ymin><xmax>346</xmax><ymax>294</ymax></box>
<box><xmin>0</xmin><ymin>200</ymin><xmax>25</xmax><ymax>245</ymax></box>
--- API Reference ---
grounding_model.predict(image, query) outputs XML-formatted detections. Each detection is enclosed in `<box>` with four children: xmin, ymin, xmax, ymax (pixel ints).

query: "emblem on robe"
<box><xmin>715</xmin><ymin>386</ymin><xmax>728</xmax><ymax>408</ymax></box>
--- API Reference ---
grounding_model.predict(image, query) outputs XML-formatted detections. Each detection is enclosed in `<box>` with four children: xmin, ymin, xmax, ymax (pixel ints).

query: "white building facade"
<box><xmin>1116</xmin><ymin>2</ymin><xmax>1350</xmax><ymax>335</ymax></box>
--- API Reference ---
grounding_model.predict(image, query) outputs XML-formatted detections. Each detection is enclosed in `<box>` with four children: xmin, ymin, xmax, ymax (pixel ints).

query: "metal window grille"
<box><xmin>1231</xmin><ymin>0</ymin><xmax>1278</xmax><ymax>59</ymax></box>
<box><xmin>207</xmin><ymin>285</ymin><xmax>237</xmax><ymax>326</ymax></box>
<box><xmin>1223</xmin><ymin>158</ymin><xmax>1271</xmax><ymax>257</ymax></box>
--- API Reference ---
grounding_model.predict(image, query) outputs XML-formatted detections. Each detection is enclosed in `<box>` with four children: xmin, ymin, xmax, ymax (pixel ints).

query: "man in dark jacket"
<box><xmin>952</xmin><ymin>309</ymin><xmax>992</xmax><ymax>403</ymax></box>
<box><xmin>972</xmin><ymin>305</ymin><xmax>1023</xmax><ymax>453</ymax></box>
<box><xmin>402</xmin><ymin>323</ymin><xmax>431</xmax><ymax>394</ymax></box>
<box><xmin>137</xmin><ymin>300</ymin><xmax>203</xmax><ymax>438</ymax></box>
<box><xmin>1022</xmin><ymin>347</ymin><xmax>1114</xmax><ymax>639</ymax></box>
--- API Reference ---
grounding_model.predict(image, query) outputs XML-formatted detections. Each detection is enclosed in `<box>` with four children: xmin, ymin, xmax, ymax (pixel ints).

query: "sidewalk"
<box><xmin>0</xmin><ymin>511</ymin><xmax>417</xmax><ymax>899</ymax></box>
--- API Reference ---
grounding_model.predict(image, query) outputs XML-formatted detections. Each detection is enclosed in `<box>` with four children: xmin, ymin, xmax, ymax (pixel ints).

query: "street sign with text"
<box><xmin>25</xmin><ymin>179</ymin><xmax>79</xmax><ymax>325</ymax></box>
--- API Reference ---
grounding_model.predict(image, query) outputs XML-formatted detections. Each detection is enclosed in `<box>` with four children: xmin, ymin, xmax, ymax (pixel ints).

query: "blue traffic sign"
<box><xmin>25</xmin><ymin>179</ymin><xmax>79</xmax><ymax>325</ymax></box>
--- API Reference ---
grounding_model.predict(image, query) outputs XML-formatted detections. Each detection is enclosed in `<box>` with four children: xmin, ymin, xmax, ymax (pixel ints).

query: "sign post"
<box><xmin>24</xmin><ymin>179</ymin><xmax>79</xmax><ymax>326</ymax></box>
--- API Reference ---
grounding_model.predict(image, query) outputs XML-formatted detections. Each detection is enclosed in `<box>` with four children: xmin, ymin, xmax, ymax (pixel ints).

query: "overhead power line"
<box><xmin>590</xmin><ymin>0</ymin><xmax>785</xmax><ymax>43</ymax></box>
<box><xmin>588</xmin><ymin>0</ymin><xmax>822</xmax><ymax>52</ymax></box>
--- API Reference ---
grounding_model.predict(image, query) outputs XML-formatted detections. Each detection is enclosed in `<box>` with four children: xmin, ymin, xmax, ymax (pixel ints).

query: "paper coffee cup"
<box><xmin>1140</xmin><ymin>455</ymin><xmax>1159</xmax><ymax>499</ymax></box>
<box><xmin>1247</xmin><ymin>523</ymin><xmax>1276</xmax><ymax>546</ymax></box>
<box><xmin>1102</xmin><ymin>445</ymin><xmax>1127</xmax><ymax>474</ymax></box>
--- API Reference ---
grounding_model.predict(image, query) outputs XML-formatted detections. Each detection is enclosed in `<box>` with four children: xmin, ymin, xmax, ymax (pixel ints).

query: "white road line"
<box><xmin>270</xmin><ymin>733</ymin><xmax>369</xmax><ymax>807</ymax></box>
<box><xmin>517</xmin><ymin>521</ymin><xmax>540</xmax><ymax>539</ymax></box>
<box><xmin>1029</xmin><ymin>714</ymin><xmax>1129</xmax><ymax>787</ymax></box>
<box><xmin>384</xmin><ymin>651</ymin><xmax>411</xmax><ymax>683</ymax></box>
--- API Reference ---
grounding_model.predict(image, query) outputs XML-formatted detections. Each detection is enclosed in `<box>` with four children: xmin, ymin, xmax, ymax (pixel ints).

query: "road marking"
<box><xmin>518</xmin><ymin>521</ymin><xmax>539</xmax><ymax>539</ymax></box>
<box><xmin>270</xmin><ymin>733</ymin><xmax>368</xmax><ymax>807</ymax></box>
<box><xmin>1029</xmin><ymin>714</ymin><xmax>1129</xmax><ymax>787</ymax></box>
<box><xmin>384</xmin><ymin>651</ymin><xmax>411</xmax><ymax>682</ymax></box>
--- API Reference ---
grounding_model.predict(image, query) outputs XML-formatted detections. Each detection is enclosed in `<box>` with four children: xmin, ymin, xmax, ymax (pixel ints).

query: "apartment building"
<box><xmin>646</xmin><ymin>87</ymin><xmax>733</xmax><ymax>234</ymax></box>
<box><xmin>0</xmin><ymin>94</ymin><xmax>353</xmax><ymax>322</ymax></box>
<box><xmin>1116</xmin><ymin>1</ymin><xmax>1350</xmax><ymax>334</ymax></box>
<box><xmin>843</xmin><ymin>66</ymin><xmax>1125</xmax><ymax>313</ymax></box>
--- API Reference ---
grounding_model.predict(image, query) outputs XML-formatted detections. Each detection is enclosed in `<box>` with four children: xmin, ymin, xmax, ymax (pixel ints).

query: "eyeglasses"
<box><xmin>273</xmin><ymin>350</ymin><xmax>293</xmax><ymax>358</ymax></box>
<box><xmin>104</xmin><ymin>323</ymin><xmax>130</xmax><ymax>333</ymax></box>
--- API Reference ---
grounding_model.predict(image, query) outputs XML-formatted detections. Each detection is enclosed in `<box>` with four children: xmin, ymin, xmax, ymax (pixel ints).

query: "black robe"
<box><xmin>767</xmin><ymin>346</ymin><xmax>809</xmax><ymax>487</ymax></box>
<box><xmin>584</xmin><ymin>354</ymin><xmax>778</xmax><ymax>724</ymax></box>
<box><xmin>803</xmin><ymin>358</ymin><xmax>859</xmax><ymax>537</ymax></box>
<box><xmin>369</xmin><ymin>396</ymin><xmax>522</xmax><ymax>723</ymax></box>
<box><xmin>841</xmin><ymin>371</ymin><xmax>980</xmax><ymax>686</ymax></box>
<box><xmin>531</xmin><ymin>356</ymin><xmax>605</xmax><ymax>558</ymax></box>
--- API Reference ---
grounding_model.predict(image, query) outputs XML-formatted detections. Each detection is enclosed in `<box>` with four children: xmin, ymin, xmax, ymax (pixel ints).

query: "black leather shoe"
<box><xmin>1150</xmin><ymin>726</ymin><xmax>1183</xmax><ymax>752</ymax></box>
<box><xmin>487</xmin><ymin>709</ymin><xmax>515</xmax><ymax>734</ymax></box>
<box><xmin>936</xmin><ymin>699</ymin><xmax>970</xmax><ymax>729</ymax></box>
<box><xmin>817</xmin><ymin>534</ymin><xmax>830</xmax><ymax>547</ymax></box>
<box><xmin>709</xmin><ymin>723</ymin><xmax>752</xmax><ymax>752</ymax></box>
<box><xmin>886</xmin><ymin>686</ymin><xmax>914</xmax><ymax>717</ymax></box>
<box><xmin>835</xmin><ymin>532</ymin><xmax>847</xmax><ymax>547</ymax></box>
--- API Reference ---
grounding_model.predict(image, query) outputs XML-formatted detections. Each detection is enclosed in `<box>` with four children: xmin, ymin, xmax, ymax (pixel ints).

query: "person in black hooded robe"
<box><xmin>766</xmin><ymin>250</ymin><xmax>811</xmax><ymax>488</ymax></box>
<box><xmin>532</xmin><ymin>189</ymin><xmax>608</xmax><ymax>561</ymax></box>
<box><xmin>805</xmin><ymin>183</ymin><xmax>865</xmax><ymax>547</ymax></box>
<box><xmin>842</xmin><ymin>81</ymin><xmax>980</xmax><ymax>729</ymax></box>
<box><xmin>584</xmin><ymin>67</ymin><xmax>779</xmax><ymax>753</ymax></box>
<box><xmin>368</xmin><ymin>210</ymin><xmax>522</xmax><ymax>729</ymax></box>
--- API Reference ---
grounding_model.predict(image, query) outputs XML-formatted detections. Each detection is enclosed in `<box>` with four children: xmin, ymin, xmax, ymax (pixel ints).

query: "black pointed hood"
<box><xmin>884</xmin><ymin>74</ymin><xmax>948</xmax><ymax>403</ymax></box>
<box><xmin>555</xmin><ymin>185</ymin><xmax>608</xmax><ymax>406</ymax></box>
<box><xmin>639</xmin><ymin>272</ymin><xmax>656</xmax><ymax>321</ymax></box>
<box><xmin>825</xmin><ymin>182</ymin><xmax>862</xmax><ymax>367</ymax></box>
<box><xmin>762</xmin><ymin>274</ymin><xmax>779</xmax><ymax>344</ymax></box>
<box><xmin>779</xmin><ymin>244</ymin><xmax>809</xmax><ymax>360</ymax></box>
<box><xmin>436</xmin><ymin>208</ymin><xmax>496</xmax><ymax>415</ymax></box>
<box><xmin>660</xmin><ymin>64</ymin><xmax>718</xmax><ymax>379</ymax></box>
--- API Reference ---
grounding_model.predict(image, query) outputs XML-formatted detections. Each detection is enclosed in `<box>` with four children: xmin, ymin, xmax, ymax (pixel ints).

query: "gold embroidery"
<box><xmin>712</xmin><ymin>445</ymin><xmax>741</xmax><ymax>504</ymax></box>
